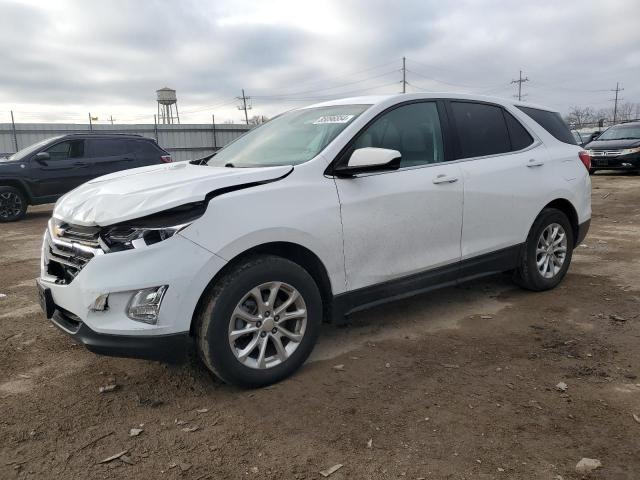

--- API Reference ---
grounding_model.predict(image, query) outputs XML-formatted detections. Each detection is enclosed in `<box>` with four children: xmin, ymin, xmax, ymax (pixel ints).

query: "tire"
<box><xmin>588</xmin><ymin>168</ymin><xmax>595</xmax><ymax>175</ymax></box>
<box><xmin>195</xmin><ymin>255</ymin><xmax>322</xmax><ymax>388</ymax></box>
<box><xmin>0</xmin><ymin>186</ymin><xmax>27</xmax><ymax>222</ymax></box>
<box><xmin>513</xmin><ymin>208</ymin><xmax>574</xmax><ymax>291</ymax></box>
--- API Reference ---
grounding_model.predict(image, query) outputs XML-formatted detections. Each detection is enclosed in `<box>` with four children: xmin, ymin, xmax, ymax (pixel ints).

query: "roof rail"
<box><xmin>64</xmin><ymin>132</ymin><xmax>144</xmax><ymax>137</ymax></box>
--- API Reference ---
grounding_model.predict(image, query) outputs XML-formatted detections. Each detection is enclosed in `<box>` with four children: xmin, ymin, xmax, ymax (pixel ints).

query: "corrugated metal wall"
<box><xmin>0</xmin><ymin>123</ymin><xmax>253</xmax><ymax>162</ymax></box>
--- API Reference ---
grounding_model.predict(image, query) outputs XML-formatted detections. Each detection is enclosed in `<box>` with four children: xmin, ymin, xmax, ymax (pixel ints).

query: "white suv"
<box><xmin>38</xmin><ymin>93</ymin><xmax>591</xmax><ymax>387</ymax></box>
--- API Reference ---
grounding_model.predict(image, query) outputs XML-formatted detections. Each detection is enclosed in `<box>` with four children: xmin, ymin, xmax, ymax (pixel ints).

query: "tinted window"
<box><xmin>44</xmin><ymin>140</ymin><xmax>84</xmax><ymax>160</ymax></box>
<box><xmin>517</xmin><ymin>106</ymin><xmax>576</xmax><ymax>145</ymax></box>
<box><xmin>134</xmin><ymin>140</ymin><xmax>162</xmax><ymax>156</ymax></box>
<box><xmin>504</xmin><ymin>111</ymin><xmax>534</xmax><ymax>150</ymax></box>
<box><xmin>351</xmin><ymin>102</ymin><xmax>444</xmax><ymax>167</ymax></box>
<box><xmin>89</xmin><ymin>139</ymin><xmax>133</xmax><ymax>157</ymax></box>
<box><xmin>451</xmin><ymin>102</ymin><xmax>511</xmax><ymax>158</ymax></box>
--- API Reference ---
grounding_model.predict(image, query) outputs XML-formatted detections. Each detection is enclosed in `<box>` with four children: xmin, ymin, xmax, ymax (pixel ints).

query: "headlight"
<box><xmin>101</xmin><ymin>223</ymin><xmax>189</xmax><ymax>251</ymax></box>
<box><xmin>620</xmin><ymin>147</ymin><xmax>640</xmax><ymax>155</ymax></box>
<box><xmin>100</xmin><ymin>202</ymin><xmax>206</xmax><ymax>251</ymax></box>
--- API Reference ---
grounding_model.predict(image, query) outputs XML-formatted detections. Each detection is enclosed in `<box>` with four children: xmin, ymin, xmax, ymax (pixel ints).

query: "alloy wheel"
<box><xmin>0</xmin><ymin>192</ymin><xmax>23</xmax><ymax>220</ymax></box>
<box><xmin>536</xmin><ymin>223</ymin><xmax>568</xmax><ymax>279</ymax></box>
<box><xmin>228</xmin><ymin>281</ymin><xmax>307</xmax><ymax>369</ymax></box>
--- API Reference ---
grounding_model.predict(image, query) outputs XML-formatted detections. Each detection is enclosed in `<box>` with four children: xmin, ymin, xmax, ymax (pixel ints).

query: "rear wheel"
<box><xmin>513</xmin><ymin>208</ymin><xmax>574</xmax><ymax>291</ymax></box>
<box><xmin>196</xmin><ymin>255</ymin><xmax>322</xmax><ymax>388</ymax></box>
<box><xmin>0</xmin><ymin>186</ymin><xmax>27</xmax><ymax>222</ymax></box>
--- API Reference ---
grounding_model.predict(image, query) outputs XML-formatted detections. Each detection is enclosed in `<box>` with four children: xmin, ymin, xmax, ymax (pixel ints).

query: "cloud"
<box><xmin>0</xmin><ymin>0</ymin><xmax>638</xmax><ymax>123</ymax></box>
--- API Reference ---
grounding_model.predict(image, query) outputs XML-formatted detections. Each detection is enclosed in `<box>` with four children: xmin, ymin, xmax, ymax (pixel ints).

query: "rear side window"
<box><xmin>134</xmin><ymin>140</ymin><xmax>162</xmax><ymax>156</ymax></box>
<box><xmin>88</xmin><ymin>139</ymin><xmax>134</xmax><ymax>157</ymax></box>
<box><xmin>451</xmin><ymin>102</ymin><xmax>511</xmax><ymax>158</ymax></box>
<box><xmin>517</xmin><ymin>106</ymin><xmax>576</xmax><ymax>145</ymax></box>
<box><xmin>504</xmin><ymin>111</ymin><xmax>534</xmax><ymax>150</ymax></box>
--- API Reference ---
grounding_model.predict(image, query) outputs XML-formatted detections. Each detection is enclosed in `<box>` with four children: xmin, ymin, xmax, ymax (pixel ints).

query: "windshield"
<box><xmin>208</xmin><ymin>105</ymin><xmax>370</xmax><ymax>168</ymax></box>
<box><xmin>597</xmin><ymin>124</ymin><xmax>640</xmax><ymax>141</ymax></box>
<box><xmin>8</xmin><ymin>136</ymin><xmax>62</xmax><ymax>161</ymax></box>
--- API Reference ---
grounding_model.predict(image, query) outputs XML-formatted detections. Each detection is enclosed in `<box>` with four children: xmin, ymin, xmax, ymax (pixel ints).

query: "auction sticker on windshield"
<box><xmin>313</xmin><ymin>115</ymin><xmax>354</xmax><ymax>124</ymax></box>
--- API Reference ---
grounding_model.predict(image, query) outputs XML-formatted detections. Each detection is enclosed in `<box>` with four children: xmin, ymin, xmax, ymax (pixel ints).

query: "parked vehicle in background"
<box><xmin>585</xmin><ymin>121</ymin><xmax>640</xmax><ymax>174</ymax></box>
<box><xmin>37</xmin><ymin>93</ymin><xmax>591</xmax><ymax>387</ymax></box>
<box><xmin>572</xmin><ymin>129</ymin><xmax>601</xmax><ymax>147</ymax></box>
<box><xmin>0</xmin><ymin>134</ymin><xmax>172</xmax><ymax>222</ymax></box>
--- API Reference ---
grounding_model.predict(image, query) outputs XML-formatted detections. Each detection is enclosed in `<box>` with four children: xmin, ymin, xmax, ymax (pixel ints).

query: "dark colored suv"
<box><xmin>0</xmin><ymin>134</ymin><xmax>172</xmax><ymax>222</ymax></box>
<box><xmin>585</xmin><ymin>121</ymin><xmax>640</xmax><ymax>174</ymax></box>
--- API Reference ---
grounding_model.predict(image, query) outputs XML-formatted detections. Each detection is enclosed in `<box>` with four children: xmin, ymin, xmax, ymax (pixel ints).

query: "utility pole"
<box><xmin>611</xmin><ymin>82</ymin><xmax>624</xmax><ymax>124</ymax></box>
<box><xmin>10</xmin><ymin>110</ymin><xmax>18</xmax><ymax>151</ymax></box>
<box><xmin>88</xmin><ymin>112</ymin><xmax>93</xmax><ymax>131</ymax></box>
<box><xmin>237</xmin><ymin>89</ymin><xmax>252</xmax><ymax>125</ymax></box>
<box><xmin>109</xmin><ymin>115</ymin><xmax>114</xmax><ymax>125</ymax></box>
<box><xmin>402</xmin><ymin>56</ymin><xmax>407</xmax><ymax>93</ymax></box>
<box><xmin>511</xmin><ymin>70</ymin><xmax>529</xmax><ymax>101</ymax></box>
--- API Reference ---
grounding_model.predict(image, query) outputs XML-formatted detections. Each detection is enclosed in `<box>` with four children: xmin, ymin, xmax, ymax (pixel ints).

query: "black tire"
<box><xmin>0</xmin><ymin>186</ymin><xmax>27</xmax><ymax>222</ymax></box>
<box><xmin>195</xmin><ymin>255</ymin><xmax>322</xmax><ymax>388</ymax></box>
<box><xmin>513</xmin><ymin>208</ymin><xmax>574</xmax><ymax>291</ymax></box>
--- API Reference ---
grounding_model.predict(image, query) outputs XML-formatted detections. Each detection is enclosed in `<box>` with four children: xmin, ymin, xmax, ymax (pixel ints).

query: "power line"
<box><xmin>511</xmin><ymin>70</ymin><xmax>529</xmax><ymax>101</ymax></box>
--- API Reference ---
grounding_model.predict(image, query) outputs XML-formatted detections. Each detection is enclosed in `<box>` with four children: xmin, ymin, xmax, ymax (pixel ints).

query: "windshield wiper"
<box><xmin>225</xmin><ymin>163</ymin><xmax>235</xmax><ymax>168</ymax></box>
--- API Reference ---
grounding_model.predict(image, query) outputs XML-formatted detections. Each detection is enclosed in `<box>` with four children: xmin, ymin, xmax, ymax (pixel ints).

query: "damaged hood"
<box><xmin>54</xmin><ymin>162</ymin><xmax>293</xmax><ymax>226</ymax></box>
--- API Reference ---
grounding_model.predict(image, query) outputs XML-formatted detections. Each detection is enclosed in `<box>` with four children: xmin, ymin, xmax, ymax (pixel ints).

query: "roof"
<box><xmin>302</xmin><ymin>92</ymin><xmax>558</xmax><ymax>113</ymax></box>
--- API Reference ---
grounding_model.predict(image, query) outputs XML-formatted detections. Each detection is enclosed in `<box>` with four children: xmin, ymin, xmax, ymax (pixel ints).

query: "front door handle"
<box><xmin>527</xmin><ymin>158</ymin><xmax>545</xmax><ymax>167</ymax></box>
<box><xmin>432</xmin><ymin>174</ymin><xmax>459</xmax><ymax>185</ymax></box>
<box><xmin>73</xmin><ymin>162</ymin><xmax>89</xmax><ymax>168</ymax></box>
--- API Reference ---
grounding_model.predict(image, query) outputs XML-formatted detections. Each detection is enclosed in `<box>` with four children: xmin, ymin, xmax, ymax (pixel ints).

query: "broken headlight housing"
<box><xmin>100</xmin><ymin>202</ymin><xmax>206</xmax><ymax>252</ymax></box>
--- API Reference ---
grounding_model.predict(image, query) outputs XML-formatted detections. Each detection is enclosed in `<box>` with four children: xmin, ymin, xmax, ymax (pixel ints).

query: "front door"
<box><xmin>333</xmin><ymin>101</ymin><xmax>464</xmax><ymax>291</ymax></box>
<box><xmin>29</xmin><ymin>139</ymin><xmax>90</xmax><ymax>198</ymax></box>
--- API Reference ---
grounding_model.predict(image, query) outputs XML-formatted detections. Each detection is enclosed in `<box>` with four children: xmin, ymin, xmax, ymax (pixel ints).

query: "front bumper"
<box><xmin>50</xmin><ymin>307</ymin><xmax>191</xmax><ymax>362</ymax></box>
<box><xmin>590</xmin><ymin>154</ymin><xmax>640</xmax><ymax>170</ymax></box>
<box><xmin>39</xmin><ymin>229</ymin><xmax>226</xmax><ymax>355</ymax></box>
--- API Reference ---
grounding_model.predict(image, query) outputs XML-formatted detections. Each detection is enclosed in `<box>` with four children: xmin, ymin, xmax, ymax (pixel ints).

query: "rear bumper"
<box><xmin>576</xmin><ymin>219</ymin><xmax>590</xmax><ymax>246</ymax></box>
<box><xmin>50</xmin><ymin>308</ymin><xmax>191</xmax><ymax>363</ymax></box>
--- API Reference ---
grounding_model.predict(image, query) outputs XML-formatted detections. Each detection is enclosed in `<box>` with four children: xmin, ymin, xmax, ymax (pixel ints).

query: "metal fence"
<box><xmin>0</xmin><ymin>122</ymin><xmax>253</xmax><ymax>162</ymax></box>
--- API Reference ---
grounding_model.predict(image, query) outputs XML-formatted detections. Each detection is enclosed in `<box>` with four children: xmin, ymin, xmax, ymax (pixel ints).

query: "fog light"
<box><xmin>90</xmin><ymin>294</ymin><xmax>109</xmax><ymax>312</ymax></box>
<box><xmin>126</xmin><ymin>286</ymin><xmax>168</xmax><ymax>324</ymax></box>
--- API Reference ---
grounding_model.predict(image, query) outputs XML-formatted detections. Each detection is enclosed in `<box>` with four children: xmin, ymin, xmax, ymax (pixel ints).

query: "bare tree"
<box><xmin>248</xmin><ymin>115</ymin><xmax>269</xmax><ymax>125</ymax></box>
<box><xmin>566</xmin><ymin>106</ymin><xmax>596</xmax><ymax>128</ymax></box>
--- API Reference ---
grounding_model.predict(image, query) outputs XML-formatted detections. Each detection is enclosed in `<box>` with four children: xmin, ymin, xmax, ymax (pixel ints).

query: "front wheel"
<box><xmin>0</xmin><ymin>186</ymin><xmax>27</xmax><ymax>222</ymax></box>
<box><xmin>513</xmin><ymin>208</ymin><xmax>574</xmax><ymax>291</ymax></box>
<box><xmin>196</xmin><ymin>255</ymin><xmax>322</xmax><ymax>388</ymax></box>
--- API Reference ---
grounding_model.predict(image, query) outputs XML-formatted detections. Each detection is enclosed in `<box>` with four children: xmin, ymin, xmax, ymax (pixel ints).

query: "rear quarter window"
<box><xmin>517</xmin><ymin>106</ymin><xmax>576</xmax><ymax>145</ymax></box>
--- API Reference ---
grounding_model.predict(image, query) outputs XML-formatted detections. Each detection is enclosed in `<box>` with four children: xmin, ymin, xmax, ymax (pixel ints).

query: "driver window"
<box><xmin>352</xmin><ymin>102</ymin><xmax>444</xmax><ymax>167</ymax></box>
<box><xmin>44</xmin><ymin>140</ymin><xmax>84</xmax><ymax>160</ymax></box>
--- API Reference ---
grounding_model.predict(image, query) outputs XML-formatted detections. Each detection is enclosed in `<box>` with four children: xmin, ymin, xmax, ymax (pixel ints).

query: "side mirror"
<box><xmin>34</xmin><ymin>152</ymin><xmax>50</xmax><ymax>164</ymax></box>
<box><xmin>334</xmin><ymin>147</ymin><xmax>401</xmax><ymax>177</ymax></box>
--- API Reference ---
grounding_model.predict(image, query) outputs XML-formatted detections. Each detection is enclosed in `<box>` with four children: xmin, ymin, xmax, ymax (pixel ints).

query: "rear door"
<box><xmin>333</xmin><ymin>100</ymin><xmax>464</xmax><ymax>291</ymax></box>
<box><xmin>86</xmin><ymin>138</ymin><xmax>137</xmax><ymax>178</ymax></box>
<box><xmin>447</xmin><ymin>100</ymin><xmax>549</xmax><ymax>264</ymax></box>
<box><xmin>29</xmin><ymin>139</ymin><xmax>91</xmax><ymax>197</ymax></box>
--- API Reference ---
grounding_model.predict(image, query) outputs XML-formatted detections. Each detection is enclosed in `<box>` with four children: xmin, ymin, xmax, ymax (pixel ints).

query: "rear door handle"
<box><xmin>527</xmin><ymin>158</ymin><xmax>545</xmax><ymax>167</ymax></box>
<box><xmin>432</xmin><ymin>174</ymin><xmax>459</xmax><ymax>184</ymax></box>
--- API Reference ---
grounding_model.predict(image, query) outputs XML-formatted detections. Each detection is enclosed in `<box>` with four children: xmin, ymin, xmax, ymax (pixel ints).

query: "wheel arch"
<box><xmin>190</xmin><ymin>241</ymin><xmax>334</xmax><ymax>336</ymax></box>
<box><xmin>0</xmin><ymin>179</ymin><xmax>32</xmax><ymax>204</ymax></box>
<box><xmin>540</xmin><ymin>198</ymin><xmax>579</xmax><ymax>246</ymax></box>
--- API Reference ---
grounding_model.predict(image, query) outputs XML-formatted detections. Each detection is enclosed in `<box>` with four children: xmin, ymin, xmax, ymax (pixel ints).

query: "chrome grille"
<box><xmin>590</xmin><ymin>149</ymin><xmax>623</xmax><ymax>157</ymax></box>
<box><xmin>42</xmin><ymin>221</ymin><xmax>103</xmax><ymax>284</ymax></box>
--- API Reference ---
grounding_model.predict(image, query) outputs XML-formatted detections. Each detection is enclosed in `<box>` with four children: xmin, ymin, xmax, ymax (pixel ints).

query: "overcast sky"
<box><xmin>0</xmin><ymin>0</ymin><xmax>639</xmax><ymax>124</ymax></box>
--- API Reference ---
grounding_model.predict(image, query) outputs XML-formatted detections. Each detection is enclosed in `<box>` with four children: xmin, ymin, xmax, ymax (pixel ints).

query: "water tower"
<box><xmin>156</xmin><ymin>87</ymin><xmax>180</xmax><ymax>124</ymax></box>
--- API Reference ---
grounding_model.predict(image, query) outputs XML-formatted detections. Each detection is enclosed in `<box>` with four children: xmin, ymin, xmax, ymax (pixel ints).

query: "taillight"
<box><xmin>578</xmin><ymin>151</ymin><xmax>591</xmax><ymax>170</ymax></box>
<box><xmin>160</xmin><ymin>155</ymin><xmax>173</xmax><ymax>163</ymax></box>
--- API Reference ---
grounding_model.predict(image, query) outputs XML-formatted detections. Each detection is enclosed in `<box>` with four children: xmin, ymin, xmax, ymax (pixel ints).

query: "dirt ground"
<box><xmin>1</xmin><ymin>173</ymin><xmax>639</xmax><ymax>480</ymax></box>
